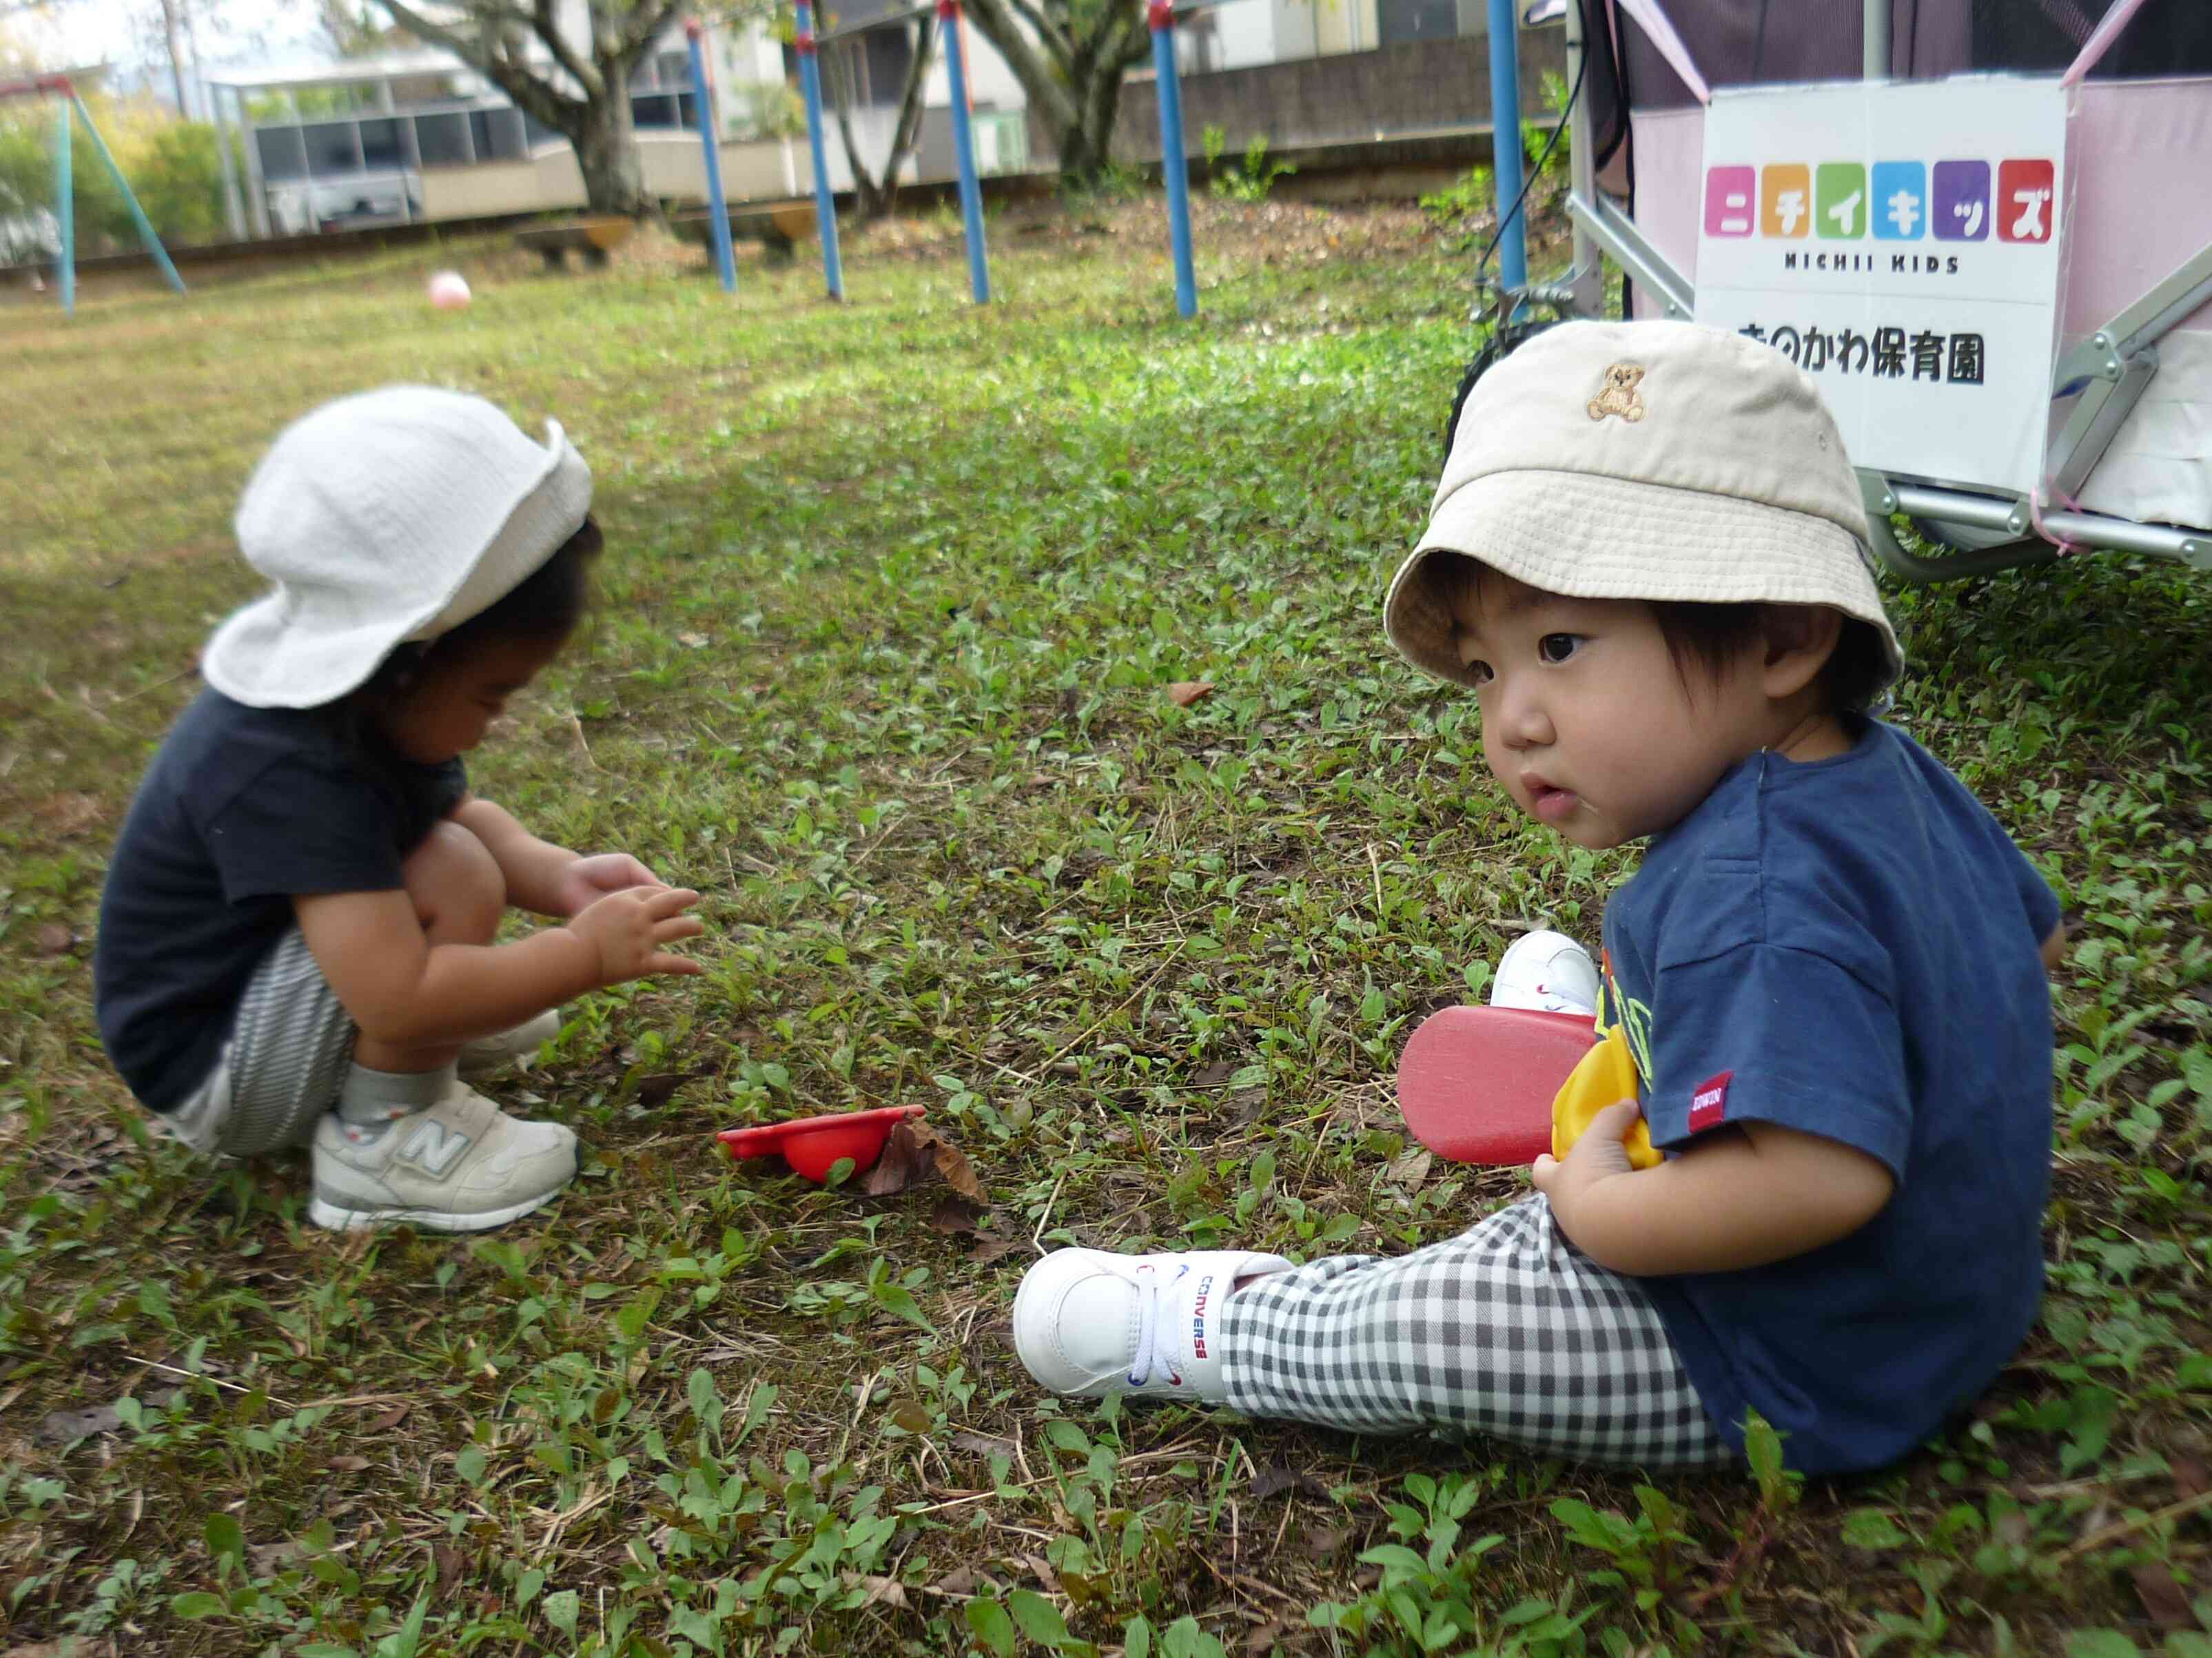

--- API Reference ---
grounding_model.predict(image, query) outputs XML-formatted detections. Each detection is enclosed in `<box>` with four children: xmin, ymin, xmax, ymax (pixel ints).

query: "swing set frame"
<box><xmin>0</xmin><ymin>74</ymin><xmax>186</xmax><ymax>315</ymax></box>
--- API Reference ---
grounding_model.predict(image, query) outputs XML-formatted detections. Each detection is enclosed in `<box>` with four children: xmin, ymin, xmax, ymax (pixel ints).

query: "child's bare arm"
<box><xmin>1532</xmin><ymin>1104</ymin><xmax>1895</xmax><ymax>1277</ymax></box>
<box><xmin>2041</xmin><ymin>922</ymin><xmax>2066</xmax><ymax>974</ymax></box>
<box><xmin>294</xmin><ymin>885</ymin><xmax>702</xmax><ymax>1050</ymax></box>
<box><xmin>451</xmin><ymin>795</ymin><xmax>667</xmax><ymax>919</ymax></box>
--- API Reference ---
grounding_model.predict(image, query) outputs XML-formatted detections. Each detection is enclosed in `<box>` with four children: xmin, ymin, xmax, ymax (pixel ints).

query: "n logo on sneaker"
<box><xmin>400</xmin><ymin>1119</ymin><xmax>473</xmax><ymax>1176</ymax></box>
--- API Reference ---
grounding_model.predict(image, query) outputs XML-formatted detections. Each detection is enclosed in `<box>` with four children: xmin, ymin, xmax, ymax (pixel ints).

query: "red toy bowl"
<box><xmin>717</xmin><ymin>1105</ymin><xmax>925</xmax><ymax>1183</ymax></box>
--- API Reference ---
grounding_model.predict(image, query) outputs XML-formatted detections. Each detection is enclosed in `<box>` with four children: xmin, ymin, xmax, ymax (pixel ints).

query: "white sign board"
<box><xmin>1693</xmin><ymin>77</ymin><xmax>2067</xmax><ymax>494</ymax></box>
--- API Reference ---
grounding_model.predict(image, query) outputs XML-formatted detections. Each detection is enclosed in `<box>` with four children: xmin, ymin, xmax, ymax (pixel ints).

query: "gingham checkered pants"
<box><xmin>1219</xmin><ymin>1196</ymin><xmax>1734</xmax><ymax>1468</ymax></box>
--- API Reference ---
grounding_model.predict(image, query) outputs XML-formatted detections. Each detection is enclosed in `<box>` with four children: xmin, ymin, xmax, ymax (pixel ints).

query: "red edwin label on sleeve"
<box><xmin>1688</xmin><ymin>1071</ymin><xmax>1732</xmax><ymax>1132</ymax></box>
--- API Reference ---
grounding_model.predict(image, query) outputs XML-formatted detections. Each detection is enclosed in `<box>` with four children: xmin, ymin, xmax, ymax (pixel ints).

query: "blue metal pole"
<box><xmin>70</xmin><ymin>90</ymin><xmax>185</xmax><ymax>296</ymax></box>
<box><xmin>793</xmin><ymin>0</ymin><xmax>846</xmax><ymax>300</ymax></box>
<box><xmin>1484</xmin><ymin>0</ymin><xmax>1526</xmax><ymax>314</ymax></box>
<box><xmin>1148</xmin><ymin>0</ymin><xmax>1195</xmax><ymax>318</ymax></box>
<box><xmin>937</xmin><ymin>0</ymin><xmax>990</xmax><ymax>305</ymax></box>
<box><xmin>685</xmin><ymin>21</ymin><xmax>737</xmax><ymax>294</ymax></box>
<box><xmin>55</xmin><ymin>94</ymin><xmax>72</xmax><ymax>318</ymax></box>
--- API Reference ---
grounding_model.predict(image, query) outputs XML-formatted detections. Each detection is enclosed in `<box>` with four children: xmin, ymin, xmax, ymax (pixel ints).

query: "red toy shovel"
<box><xmin>718</xmin><ymin>1105</ymin><xmax>925</xmax><ymax>1183</ymax></box>
<box><xmin>1395</xmin><ymin>1005</ymin><xmax>1597</xmax><ymax>1166</ymax></box>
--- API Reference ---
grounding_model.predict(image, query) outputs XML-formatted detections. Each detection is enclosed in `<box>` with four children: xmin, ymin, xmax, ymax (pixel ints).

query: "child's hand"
<box><xmin>1531</xmin><ymin>1100</ymin><xmax>1645</xmax><ymax>1218</ymax></box>
<box><xmin>564</xmin><ymin>886</ymin><xmax>705</xmax><ymax>985</ymax></box>
<box><xmin>556</xmin><ymin>853</ymin><xmax>667</xmax><ymax>917</ymax></box>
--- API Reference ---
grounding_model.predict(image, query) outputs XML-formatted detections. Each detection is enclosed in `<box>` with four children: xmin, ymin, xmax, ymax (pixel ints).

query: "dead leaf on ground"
<box><xmin>1303</xmin><ymin>1524</ymin><xmax>1349</xmax><ymax>1559</ymax></box>
<box><xmin>969</xmin><ymin>1232</ymin><xmax>1020</xmax><ymax>1265</ymax></box>
<box><xmin>1386</xmin><ymin>1148</ymin><xmax>1433</xmax><ymax>1187</ymax></box>
<box><xmin>368</xmin><ymin>1401</ymin><xmax>413</xmax><ymax>1433</ymax></box>
<box><xmin>633</xmin><ymin>1071</ymin><xmax>696</xmax><ymax>1108</ymax></box>
<box><xmin>329</xmin><ymin>1455</ymin><xmax>371</xmax><ymax>1473</ymax></box>
<box><xmin>2135</xmin><ymin>1562</ymin><xmax>2194</xmax><ymax>1630</ymax></box>
<box><xmin>34</xmin><ymin>923</ymin><xmax>76</xmax><ymax>957</ymax></box>
<box><xmin>952</xmin><ymin>1429</ymin><xmax>1017</xmax><ymax>1461</ymax></box>
<box><xmin>2171</xmin><ymin>1455</ymin><xmax>2210</xmax><ymax>1500</ymax></box>
<box><xmin>34</xmin><ymin>1402</ymin><xmax>123</xmax><ymax>1446</ymax></box>
<box><xmin>850</xmin><ymin>1573</ymin><xmax>909</xmax><ymax>1610</ymax></box>
<box><xmin>863</xmin><ymin>1120</ymin><xmax>984</xmax><ymax>1202</ymax></box>
<box><xmin>1250</xmin><ymin>1464</ymin><xmax>1330</xmax><ymax>1503</ymax></box>
<box><xmin>928</xmin><ymin>1198</ymin><xmax>985</xmax><ymax>1235</ymax></box>
<box><xmin>1244</xmin><ymin>1619</ymin><xmax>1294</xmax><ymax>1655</ymax></box>
<box><xmin>676</xmin><ymin>631</ymin><xmax>710</xmax><ymax>649</ymax></box>
<box><xmin>930</xmin><ymin>1566</ymin><xmax>989</xmax><ymax>1597</ymax></box>
<box><xmin>1192</xmin><ymin>1060</ymin><xmax>1237</xmax><ymax>1088</ymax></box>
<box><xmin>1166</xmin><ymin>680</ymin><xmax>1214</xmax><ymax>707</ymax></box>
<box><xmin>433</xmin><ymin>1543</ymin><xmax>467</xmax><ymax>1596</ymax></box>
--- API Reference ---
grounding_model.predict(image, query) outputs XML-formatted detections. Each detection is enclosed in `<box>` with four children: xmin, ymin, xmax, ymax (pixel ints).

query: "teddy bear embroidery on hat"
<box><xmin>1586</xmin><ymin>362</ymin><xmax>1646</xmax><ymax>424</ymax></box>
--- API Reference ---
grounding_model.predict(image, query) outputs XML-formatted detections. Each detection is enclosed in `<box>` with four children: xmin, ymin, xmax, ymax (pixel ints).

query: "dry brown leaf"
<box><xmin>863</xmin><ymin>1120</ymin><xmax>984</xmax><ymax>1202</ymax></box>
<box><xmin>1386</xmin><ymin>1148</ymin><xmax>1433</xmax><ymax>1188</ymax></box>
<box><xmin>1303</xmin><ymin>1523</ymin><xmax>1349</xmax><ymax>1559</ymax></box>
<box><xmin>34</xmin><ymin>1402</ymin><xmax>123</xmax><ymax>1446</ymax></box>
<box><xmin>931</xmin><ymin>1566</ymin><xmax>986</xmax><ymax>1597</ymax></box>
<box><xmin>1166</xmin><ymin>680</ymin><xmax>1214</xmax><ymax>707</ymax></box>
<box><xmin>1192</xmin><ymin>1060</ymin><xmax>1237</xmax><ymax>1088</ymax></box>
<box><xmin>928</xmin><ymin>1198</ymin><xmax>984</xmax><ymax>1235</ymax></box>
<box><xmin>2172</xmin><ymin>1455</ymin><xmax>2210</xmax><ymax>1500</ymax></box>
<box><xmin>852</xmin><ymin>1574</ymin><xmax>909</xmax><ymax>1610</ymax></box>
<box><xmin>34</xmin><ymin>923</ymin><xmax>76</xmax><ymax>958</ymax></box>
<box><xmin>2134</xmin><ymin>1561</ymin><xmax>2194</xmax><ymax>1630</ymax></box>
<box><xmin>329</xmin><ymin>1455</ymin><xmax>370</xmax><ymax>1473</ymax></box>
<box><xmin>952</xmin><ymin>1429</ymin><xmax>1017</xmax><ymax>1461</ymax></box>
<box><xmin>433</xmin><ymin>1543</ymin><xmax>467</xmax><ymax>1596</ymax></box>
<box><xmin>368</xmin><ymin>1401</ymin><xmax>413</xmax><ymax>1433</ymax></box>
<box><xmin>970</xmin><ymin>1232</ymin><xmax>1020</xmax><ymax>1264</ymax></box>
<box><xmin>1250</xmin><ymin>1463</ymin><xmax>1329</xmax><ymax>1502</ymax></box>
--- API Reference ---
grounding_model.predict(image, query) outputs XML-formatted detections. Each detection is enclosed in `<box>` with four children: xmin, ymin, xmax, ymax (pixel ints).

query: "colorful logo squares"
<box><xmin>1703</xmin><ymin>165</ymin><xmax>1755</xmax><ymax>237</ymax></box>
<box><xmin>1932</xmin><ymin>160</ymin><xmax>1989</xmax><ymax>240</ymax></box>
<box><xmin>1816</xmin><ymin>163</ymin><xmax>1865</xmax><ymax>238</ymax></box>
<box><xmin>1761</xmin><ymin>163</ymin><xmax>1811</xmax><ymax>237</ymax></box>
<box><xmin>1998</xmin><ymin>158</ymin><xmax>2055</xmax><ymax>243</ymax></box>
<box><xmin>1703</xmin><ymin>158</ymin><xmax>2055</xmax><ymax>243</ymax></box>
<box><xmin>1871</xmin><ymin>161</ymin><xmax>1926</xmax><ymax>240</ymax></box>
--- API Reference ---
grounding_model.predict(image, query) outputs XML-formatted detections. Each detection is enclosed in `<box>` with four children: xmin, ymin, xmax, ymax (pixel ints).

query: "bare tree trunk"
<box><xmin>825</xmin><ymin>15</ymin><xmax>936</xmax><ymax>221</ymax></box>
<box><xmin>571</xmin><ymin>90</ymin><xmax>653</xmax><ymax>217</ymax></box>
<box><xmin>962</xmin><ymin>0</ymin><xmax>1145</xmax><ymax>185</ymax></box>
<box><xmin>158</xmin><ymin>0</ymin><xmax>190</xmax><ymax>114</ymax></box>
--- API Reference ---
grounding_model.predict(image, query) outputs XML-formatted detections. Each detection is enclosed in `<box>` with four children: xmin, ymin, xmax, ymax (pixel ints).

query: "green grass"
<box><xmin>3</xmin><ymin>198</ymin><xmax>2211</xmax><ymax>1658</ymax></box>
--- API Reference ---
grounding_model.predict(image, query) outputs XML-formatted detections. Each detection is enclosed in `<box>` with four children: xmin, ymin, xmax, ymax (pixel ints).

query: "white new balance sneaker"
<box><xmin>457</xmin><ymin>1009</ymin><xmax>564</xmax><ymax>1081</ymax></box>
<box><xmin>307</xmin><ymin>1083</ymin><xmax>578</xmax><ymax>1233</ymax></box>
<box><xmin>1488</xmin><ymin>929</ymin><xmax>1600</xmax><ymax>1016</ymax></box>
<box><xmin>1012</xmin><ymin>1248</ymin><xmax>1292</xmax><ymax>1403</ymax></box>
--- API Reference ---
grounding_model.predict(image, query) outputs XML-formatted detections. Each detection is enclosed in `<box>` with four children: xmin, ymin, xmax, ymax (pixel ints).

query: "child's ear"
<box><xmin>1758</xmin><ymin>605</ymin><xmax>1843</xmax><ymax>701</ymax></box>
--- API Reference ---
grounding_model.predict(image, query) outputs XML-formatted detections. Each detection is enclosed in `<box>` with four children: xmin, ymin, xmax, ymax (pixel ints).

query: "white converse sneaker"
<box><xmin>307</xmin><ymin>1082</ymin><xmax>578</xmax><ymax>1232</ymax></box>
<box><xmin>1013</xmin><ymin>1248</ymin><xmax>1292</xmax><ymax>1403</ymax></box>
<box><xmin>457</xmin><ymin>1009</ymin><xmax>564</xmax><ymax>1081</ymax></box>
<box><xmin>1488</xmin><ymin>929</ymin><xmax>1600</xmax><ymax>1016</ymax></box>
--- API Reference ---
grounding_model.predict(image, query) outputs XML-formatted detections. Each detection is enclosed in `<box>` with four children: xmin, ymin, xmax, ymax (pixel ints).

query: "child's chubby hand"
<box><xmin>564</xmin><ymin>885</ymin><xmax>706</xmax><ymax>985</ymax></box>
<box><xmin>1531</xmin><ymin>1100</ymin><xmax>1646</xmax><ymax>1218</ymax></box>
<box><xmin>555</xmin><ymin>852</ymin><xmax>668</xmax><ymax>917</ymax></box>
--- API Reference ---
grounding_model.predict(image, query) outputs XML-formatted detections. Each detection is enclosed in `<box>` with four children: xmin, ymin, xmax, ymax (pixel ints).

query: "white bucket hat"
<box><xmin>1384</xmin><ymin>320</ymin><xmax>1902</xmax><ymax>693</ymax></box>
<box><xmin>203</xmin><ymin>386</ymin><xmax>593</xmax><ymax>709</ymax></box>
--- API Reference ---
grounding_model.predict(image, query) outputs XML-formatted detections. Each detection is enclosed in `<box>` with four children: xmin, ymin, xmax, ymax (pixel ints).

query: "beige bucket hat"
<box><xmin>203</xmin><ymin>386</ymin><xmax>593</xmax><ymax>709</ymax></box>
<box><xmin>1384</xmin><ymin>320</ymin><xmax>1901</xmax><ymax>693</ymax></box>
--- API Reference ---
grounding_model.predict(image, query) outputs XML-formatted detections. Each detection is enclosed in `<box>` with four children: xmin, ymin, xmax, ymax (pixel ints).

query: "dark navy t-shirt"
<box><xmin>1600</xmin><ymin>719</ymin><xmax>2058</xmax><ymax>1475</ymax></box>
<box><xmin>94</xmin><ymin>690</ymin><xmax>466</xmax><ymax>1113</ymax></box>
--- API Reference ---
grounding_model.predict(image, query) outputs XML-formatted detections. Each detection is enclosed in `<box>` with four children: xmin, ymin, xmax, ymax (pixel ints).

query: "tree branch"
<box><xmin>369</xmin><ymin>0</ymin><xmax>584</xmax><ymax>125</ymax></box>
<box><xmin>528</xmin><ymin>0</ymin><xmax>598</xmax><ymax>96</ymax></box>
<box><xmin>999</xmin><ymin>0</ymin><xmax>1074</xmax><ymax>67</ymax></box>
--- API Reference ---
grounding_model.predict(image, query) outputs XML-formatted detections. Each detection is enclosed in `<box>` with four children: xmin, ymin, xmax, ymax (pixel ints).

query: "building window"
<box><xmin>1377</xmin><ymin>0</ymin><xmax>1458</xmax><ymax>46</ymax></box>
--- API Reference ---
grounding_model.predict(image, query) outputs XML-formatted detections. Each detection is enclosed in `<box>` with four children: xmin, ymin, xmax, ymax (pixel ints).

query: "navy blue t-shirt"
<box><xmin>94</xmin><ymin>690</ymin><xmax>466</xmax><ymax>1113</ymax></box>
<box><xmin>1600</xmin><ymin>719</ymin><xmax>2058</xmax><ymax>1475</ymax></box>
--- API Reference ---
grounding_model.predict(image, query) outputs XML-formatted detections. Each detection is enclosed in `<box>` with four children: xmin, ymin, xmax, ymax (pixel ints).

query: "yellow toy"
<box><xmin>1550</xmin><ymin>1022</ymin><xmax>1660</xmax><ymax>1168</ymax></box>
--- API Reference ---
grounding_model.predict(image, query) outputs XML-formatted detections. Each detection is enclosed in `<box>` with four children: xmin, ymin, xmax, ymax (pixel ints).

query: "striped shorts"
<box><xmin>163</xmin><ymin>928</ymin><xmax>358</xmax><ymax>1158</ymax></box>
<box><xmin>1220</xmin><ymin>1196</ymin><xmax>1734</xmax><ymax>1468</ymax></box>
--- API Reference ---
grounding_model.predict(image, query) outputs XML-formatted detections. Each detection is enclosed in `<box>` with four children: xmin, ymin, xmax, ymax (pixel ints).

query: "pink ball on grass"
<box><xmin>427</xmin><ymin>271</ymin><xmax>472</xmax><ymax>310</ymax></box>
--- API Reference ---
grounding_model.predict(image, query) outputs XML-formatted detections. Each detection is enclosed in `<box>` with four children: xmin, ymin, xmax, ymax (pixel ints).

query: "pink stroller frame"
<box><xmin>1534</xmin><ymin>0</ymin><xmax>2212</xmax><ymax>580</ymax></box>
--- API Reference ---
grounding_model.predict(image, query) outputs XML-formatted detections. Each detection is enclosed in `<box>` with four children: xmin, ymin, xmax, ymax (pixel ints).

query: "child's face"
<box><xmin>373</xmin><ymin>633</ymin><xmax>566</xmax><ymax>766</ymax></box>
<box><xmin>1448</xmin><ymin>577</ymin><xmax>1778</xmax><ymax>849</ymax></box>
